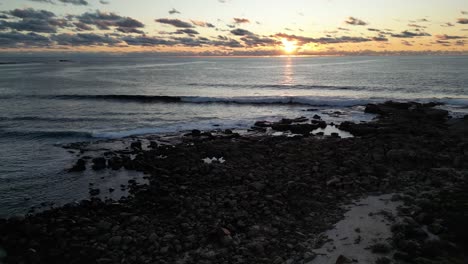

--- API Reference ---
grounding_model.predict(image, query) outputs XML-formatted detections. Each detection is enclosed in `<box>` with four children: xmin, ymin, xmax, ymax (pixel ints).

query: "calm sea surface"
<box><xmin>0</xmin><ymin>55</ymin><xmax>467</xmax><ymax>216</ymax></box>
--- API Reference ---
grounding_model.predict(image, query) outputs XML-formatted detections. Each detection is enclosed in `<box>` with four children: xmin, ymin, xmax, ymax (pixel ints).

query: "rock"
<box><xmin>108</xmin><ymin>236</ymin><xmax>122</xmax><ymax>247</ymax></box>
<box><xmin>191</xmin><ymin>129</ymin><xmax>201</xmax><ymax>136</ymax></box>
<box><xmin>224</xmin><ymin>129</ymin><xmax>233</xmax><ymax>134</ymax></box>
<box><xmin>313</xmin><ymin>114</ymin><xmax>321</xmax><ymax>120</ymax></box>
<box><xmin>92</xmin><ymin>157</ymin><xmax>107</xmax><ymax>170</ymax></box>
<box><xmin>254</xmin><ymin>121</ymin><xmax>273</xmax><ymax>128</ymax></box>
<box><xmin>326</xmin><ymin>177</ymin><xmax>340</xmax><ymax>186</ymax></box>
<box><xmin>370</xmin><ymin>243</ymin><xmax>392</xmax><ymax>254</ymax></box>
<box><xmin>335</xmin><ymin>255</ymin><xmax>353</xmax><ymax>264</ymax></box>
<box><xmin>69</xmin><ymin>158</ymin><xmax>86</xmax><ymax>172</ymax></box>
<box><xmin>149</xmin><ymin>141</ymin><xmax>159</xmax><ymax>149</ymax></box>
<box><xmin>96</xmin><ymin>221</ymin><xmax>112</xmax><ymax>231</ymax></box>
<box><xmin>375</xmin><ymin>257</ymin><xmax>392</xmax><ymax>264</ymax></box>
<box><xmin>250</xmin><ymin>181</ymin><xmax>266</xmax><ymax>191</ymax></box>
<box><xmin>130</xmin><ymin>141</ymin><xmax>142</xmax><ymax>150</ymax></box>
<box><xmin>89</xmin><ymin>188</ymin><xmax>100</xmax><ymax>196</ymax></box>
<box><xmin>108</xmin><ymin>156</ymin><xmax>123</xmax><ymax>170</ymax></box>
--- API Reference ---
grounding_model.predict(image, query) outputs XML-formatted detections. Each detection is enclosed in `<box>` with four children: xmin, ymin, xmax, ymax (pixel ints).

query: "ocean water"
<box><xmin>0</xmin><ymin>55</ymin><xmax>467</xmax><ymax>216</ymax></box>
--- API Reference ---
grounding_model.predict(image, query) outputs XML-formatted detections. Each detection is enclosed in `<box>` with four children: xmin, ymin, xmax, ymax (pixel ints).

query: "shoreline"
<box><xmin>1</xmin><ymin>101</ymin><xmax>467</xmax><ymax>264</ymax></box>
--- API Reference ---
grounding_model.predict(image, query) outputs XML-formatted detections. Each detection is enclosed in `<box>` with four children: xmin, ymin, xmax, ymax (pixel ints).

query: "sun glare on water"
<box><xmin>281</xmin><ymin>38</ymin><xmax>297</xmax><ymax>54</ymax></box>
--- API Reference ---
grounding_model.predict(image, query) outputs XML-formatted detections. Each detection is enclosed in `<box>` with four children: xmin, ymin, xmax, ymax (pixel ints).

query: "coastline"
<box><xmin>1</xmin><ymin>101</ymin><xmax>467</xmax><ymax>264</ymax></box>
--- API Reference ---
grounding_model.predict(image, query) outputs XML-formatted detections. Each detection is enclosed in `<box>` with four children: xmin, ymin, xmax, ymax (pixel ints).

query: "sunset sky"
<box><xmin>0</xmin><ymin>0</ymin><xmax>467</xmax><ymax>55</ymax></box>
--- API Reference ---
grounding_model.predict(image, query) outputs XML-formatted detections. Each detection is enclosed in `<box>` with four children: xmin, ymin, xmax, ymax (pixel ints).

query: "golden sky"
<box><xmin>0</xmin><ymin>0</ymin><xmax>467</xmax><ymax>55</ymax></box>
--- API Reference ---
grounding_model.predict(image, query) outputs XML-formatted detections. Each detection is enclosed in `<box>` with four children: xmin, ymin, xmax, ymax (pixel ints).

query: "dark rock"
<box><xmin>191</xmin><ymin>129</ymin><xmax>201</xmax><ymax>136</ymax></box>
<box><xmin>92</xmin><ymin>157</ymin><xmax>107</xmax><ymax>171</ymax></box>
<box><xmin>254</xmin><ymin>121</ymin><xmax>273</xmax><ymax>128</ymax></box>
<box><xmin>130</xmin><ymin>141</ymin><xmax>142</xmax><ymax>150</ymax></box>
<box><xmin>69</xmin><ymin>158</ymin><xmax>86</xmax><ymax>172</ymax></box>
<box><xmin>89</xmin><ymin>188</ymin><xmax>100</xmax><ymax>196</ymax></box>
<box><xmin>370</xmin><ymin>243</ymin><xmax>392</xmax><ymax>254</ymax></box>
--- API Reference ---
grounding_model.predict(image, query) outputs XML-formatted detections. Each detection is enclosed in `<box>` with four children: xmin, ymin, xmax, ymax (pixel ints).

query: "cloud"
<box><xmin>2</xmin><ymin>8</ymin><xmax>71</xmax><ymax>33</ymax></box>
<box><xmin>52</xmin><ymin>33</ymin><xmax>121</xmax><ymax>46</ymax></box>
<box><xmin>372</xmin><ymin>36</ymin><xmax>388</xmax><ymax>42</ymax></box>
<box><xmin>0</xmin><ymin>31</ymin><xmax>51</xmax><ymax>47</ymax></box>
<box><xmin>155</xmin><ymin>18</ymin><xmax>193</xmax><ymax>28</ymax></box>
<box><xmin>233</xmin><ymin>18</ymin><xmax>250</xmax><ymax>24</ymax></box>
<box><xmin>240</xmin><ymin>35</ymin><xmax>279</xmax><ymax>47</ymax></box>
<box><xmin>461</xmin><ymin>11</ymin><xmax>468</xmax><ymax>15</ymax></box>
<box><xmin>99</xmin><ymin>0</ymin><xmax>109</xmax><ymax>4</ymax></box>
<box><xmin>441</xmin><ymin>22</ymin><xmax>454</xmax><ymax>27</ymax></box>
<box><xmin>367</xmin><ymin>28</ymin><xmax>381</xmax><ymax>32</ymax></box>
<box><xmin>230</xmin><ymin>28</ymin><xmax>254</xmax><ymax>36</ymax></box>
<box><xmin>275</xmin><ymin>33</ymin><xmax>372</xmax><ymax>45</ymax></box>
<box><xmin>401</xmin><ymin>40</ymin><xmax>413</xmax><ymax>46</ymax></box>
<box><xmin>457</xmin><ymin>18</ymin><xmax>468</xmax><ymax>24</ymax></box>
<box><xmin>191</xmin><ymin>20</ymin><xmax>215</xmax><ymax>28</ymax></box>
<box><xmin>345</xmin><ymin>17</ymin><xmax>368</xmax><ymax>26</ymax></box>
<box><xmin>73</xmin><ymin>21</ymin><xmax>93</xmax><ymax>31</ymax></box>
<box><xmin>455</xmin><ymin>40</ymin><xmax>465</xmax><ymax>46</ymax></box>
<box><xmin>122</xmin><ymin>35</ymin><xmax>175</xmax><ymax>46</ymax></box>
<box><xmin>169</xmin><ymin>8</ymin><xmax>180</xmax><ymax>15</ymax></box>
<box><xmin>408</xmin><ymin>23</ymin><xmax>426</xmax><ymax>29</ymax></box>
<box><xmin>8</xmin><ymin>8</ymin><xmax>55</xmax><ymax>20</ymax></box>
<box><xmin>175</xmin><ymin>28</ymin><xmax>199</xmax><ymax>36</ymax></box>
<box><xmin>58</xmin><ymin>0</ymin><xmax>88</xmax><ymax>5</ymax></box>
<box><xmin>28</xmin><ymin>0</ymin><xmax>88</xmax><ymax>5</ymax></box>
<box><xmin>435</xmin><ymin>34</ymin><xmax>466</xmax><ymax>40</ymax></box>
<box><xmin>391</xmin><ymin>30</ymin><xmax>431</xmax><ymax>38</ymax></box>
<box><xmin>77</xmin><ymin>11</ymin><xmax>145</xmax><ymax>33</ymax></box>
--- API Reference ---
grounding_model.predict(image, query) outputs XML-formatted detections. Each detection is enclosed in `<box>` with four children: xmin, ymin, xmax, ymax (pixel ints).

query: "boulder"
<box><xmin>92</xmin><ymin>157</ymin><xmax>107</xmax><ymax>170</ymax></box>
<box><xmin>69</xmin><ymin>158</ymin><xmax>86</xmax><ymax>172</ymax></box>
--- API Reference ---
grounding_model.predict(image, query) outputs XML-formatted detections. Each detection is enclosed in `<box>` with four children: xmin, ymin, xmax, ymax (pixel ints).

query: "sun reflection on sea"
<box><xmin>282</xmin><ymin>57</ymin><xmax>294</xmax><ymax>86</ymax></box>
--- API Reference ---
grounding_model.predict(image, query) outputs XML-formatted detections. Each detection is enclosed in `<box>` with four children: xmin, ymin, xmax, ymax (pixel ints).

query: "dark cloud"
<box><xmin>169</xmin><ymin>8</ymin><xmax>180</xmax><ymax>15</ymax></box>
<box><xmin>408</xmin><ymin>23</ymin><xmax>426</xmax><ymax>29</ymax></box>
<box><xmin>52</xmin><ymin>33</ymin><xmax>121</xmax><ymax>46</ymax></box>
<box><xmin>2</xmin><ymin>19</ymin><xmax>58</xmax><ymax>33</ymax></box>
<box><xmin>155</xmin><ymin>18</ymin><xmax>193</xmax><ymax>28</ymax></box>
<box><xmin>401</xmin><ymin>40</ymin><xmax>413</xmax><ymax>46</ymax></box>
<box><xmin>122</xmin><ymin>35</ymin><xmax>175</xmax><ymax>46</ymax></box>
<box><xmin>455</xmin><ymin>40</ymin><xmax>465</xmax><ymax>46</ymax></box>
<box><xmin>230</xmin><ymin>28</ymin><xmax>254</xmax><ymax>36</ymax></box>
<box><xmin>233</xmin><ymin>18</ymin><xmax>250</xmax><ymax>24</ymax></box>
<box><xmin>191</xmin><ymin>20</ymin><xmax>215</xmax><ymax>28</ymax></box>
<box><xmin>372</xmin><ymin>36</ymin><xmax>388</xmax><ymax>42</ymax></box>
<box><xmin>58</xmin><ymin>0</ymin><xmax>88</xmax><ymax>5</ymax></box>
<box><xmin>2</xmin><ymin>8</ymin><xmax>72</xmax><ymax>33</ymax></box>
<box><xmin>391</xmin><ymin>30</ymin><xmax>431</xmax><ymax>38</ymax></box>
<box><xmin>100</xmin><ymin>0</ymin><xmax>109</xmax><ymax>4</ymax></box>
<box><xmin>345</xmin><ymin>17</ymin><xmax>368</xmax><ymax>26</ymax></box>
<box><xmin>9</xmin><ymin>8</ymin><xmax>55</xmax><ymax>20</ymax></box>
<box><xmin>77</xmin><ymin>11</ymin><xmax>144</xmax><ymax>33</ymax></box>
<box><xmin>240</xmin><ymin>35</ymin><xmax>279</xmax><ymax>47</ymax></box>
<box><xmin>0</xmin><ymin>31</ymin><xmax>51</xmax><ymax>47</ymax></box>
<box><xmin>73</xmin><ymin>22</ymin><xmax>93</xmax><ymax>31</ymax></box>
<box><xmin>457</xmin><ymin>18</ymin><xmax>468</xmax><ymax>24</ymax></box>
<box><xmin>441</xmin><ymin>22</ymin><xmax>454</xmax><ymax>27</ymax></box>
<box><xmin>337</xmin><ymin>27</ymin><xmax>350</xmax><ymax>31</ymax></box>
<box><xmin>435</xmin><ymin>34</ymin><xmax>466</xmax><ymax>40</ymax></box>
<box><xmin>28</xmin><ymin>0</ymin><xmax>88</xmax><ymax>5</ymax></box>
<box><xmin>462</xmin><ymin>11</ymin><xmax>468</xmax><ymax>15</ymax></box>
<box><xmin>275</xmin><ymin>33</ymin><xmax>372</xmax><ymax>45</ymax></box>
<box><xmin>175</xmin><ymin>28</ymin><xmax>199</xmax><ymax>36</ymax></box>
<box><xmin>367</xmin><ymin>28</ymin><xmax>381</xmax><ymax>32</ymax></box>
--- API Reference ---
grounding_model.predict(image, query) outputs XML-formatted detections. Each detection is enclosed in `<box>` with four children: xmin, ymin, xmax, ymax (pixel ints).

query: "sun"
<box><xmin>281</xmin><ymin>38</ymin><xmax>298</xmax><ymax>54</ymax></box>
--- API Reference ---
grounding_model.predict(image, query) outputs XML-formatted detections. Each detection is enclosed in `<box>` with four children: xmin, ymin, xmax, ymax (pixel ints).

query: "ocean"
<box><xmin>0</xmin><ymin>55</ymin><xmax>467</xmax><ymax>216</ymax></box>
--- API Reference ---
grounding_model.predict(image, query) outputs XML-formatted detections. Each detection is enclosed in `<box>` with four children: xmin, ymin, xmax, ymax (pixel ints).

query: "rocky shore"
<box><xmin>0</xmin><ymin>101</ymin><xmax>467</xmax><ymax>264</ymax></box>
